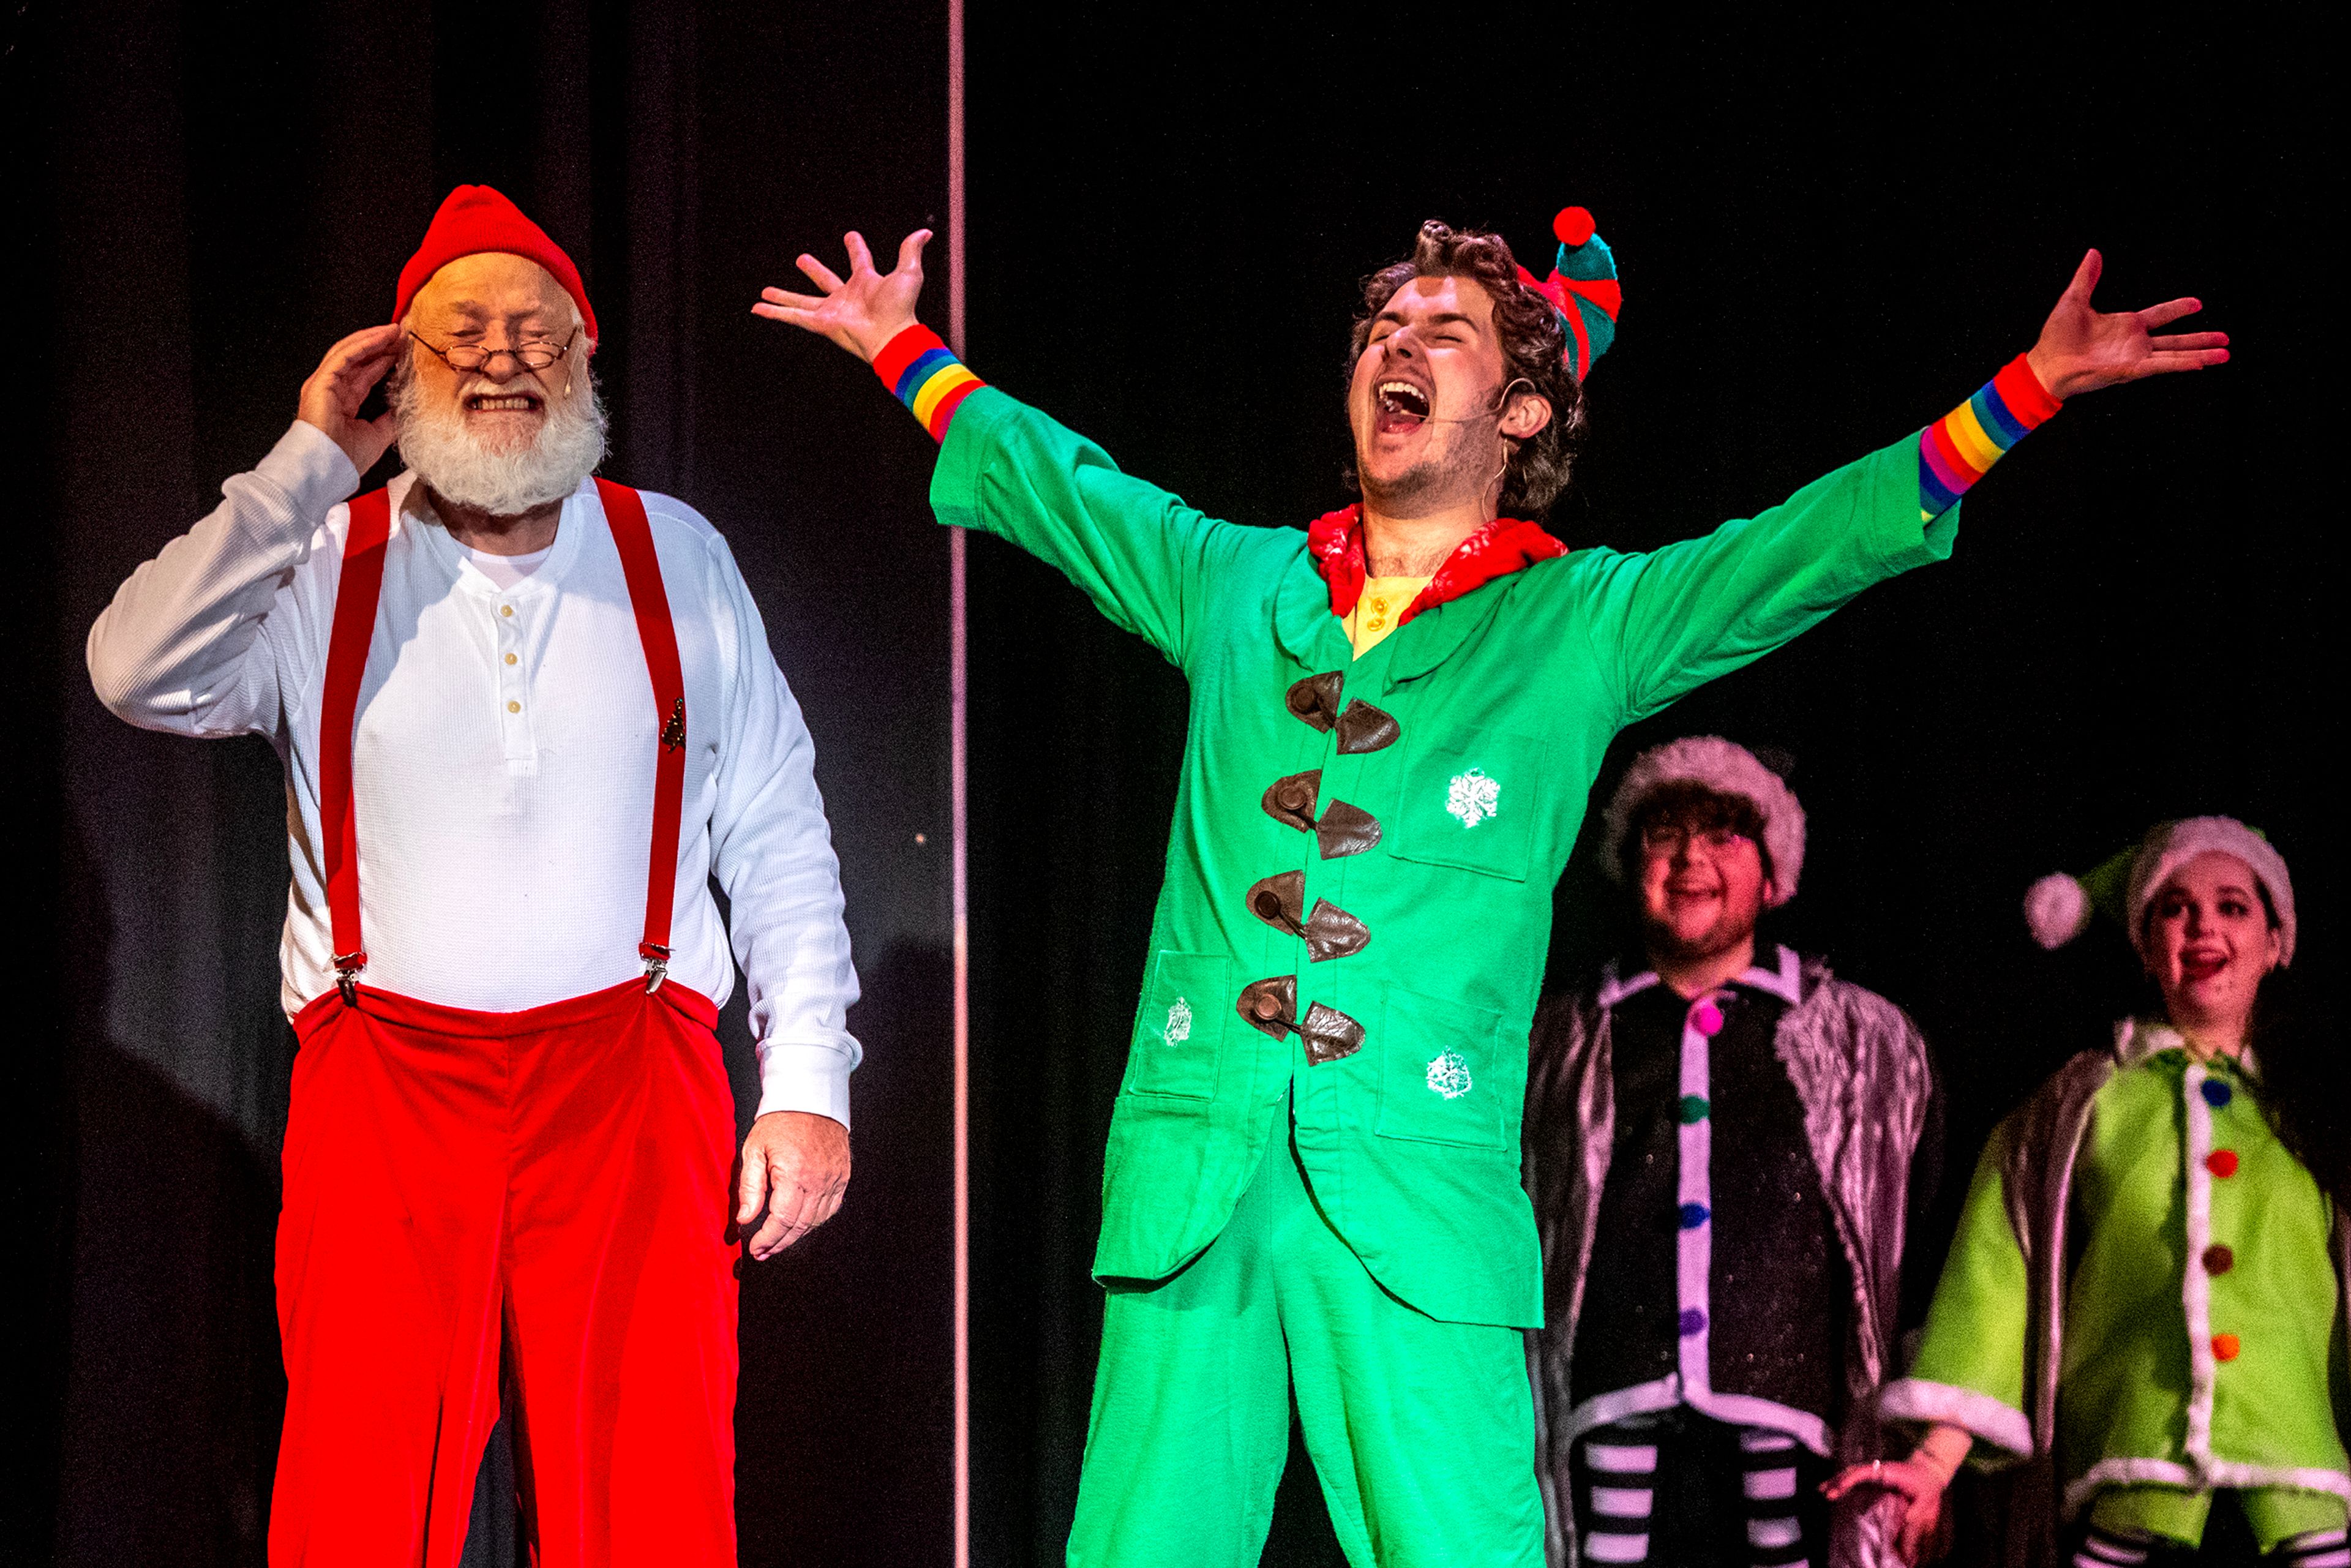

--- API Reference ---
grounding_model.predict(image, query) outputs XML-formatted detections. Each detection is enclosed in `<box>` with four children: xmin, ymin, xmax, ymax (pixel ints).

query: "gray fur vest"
<box><xmin>1524</xmin><ymin>953</ymin><xmax>1936</xmax><ymax>1568</ymax></box>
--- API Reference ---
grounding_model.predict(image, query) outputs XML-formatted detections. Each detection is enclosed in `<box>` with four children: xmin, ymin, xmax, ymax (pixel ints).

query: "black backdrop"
<box><xmin>6</xmin><ymin>2</ymin><xmax>957</xmax><ymax>1564</ymax></box>
<box><xmin>954</xmin><ymin>10</ymin><xmax>2336</xmax><ymax>1568</ymax></box>
<box><xmin>7</xmin><ymin>6</ymin><xmax>2339</xmax><ymax>1567</ymax></box>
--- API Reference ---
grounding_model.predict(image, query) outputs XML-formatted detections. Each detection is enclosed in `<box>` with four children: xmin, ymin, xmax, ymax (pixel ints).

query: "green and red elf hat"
<box><xmin>1518</xmin><ymin>206</ymin><xmax>1620</xmax><ymax>378</ymax></box>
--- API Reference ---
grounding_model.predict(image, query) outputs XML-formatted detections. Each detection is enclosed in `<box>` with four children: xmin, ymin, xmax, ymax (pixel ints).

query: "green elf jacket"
<box><xmin>934</xmin><ymin>386</ymin><xmax>1957</xmax><ymax>1329</ymax></box>
<box><xmin>1882</xmin><ymin>1021</ymin><xmax>2351</xmax><ymax>1533</ymax></box>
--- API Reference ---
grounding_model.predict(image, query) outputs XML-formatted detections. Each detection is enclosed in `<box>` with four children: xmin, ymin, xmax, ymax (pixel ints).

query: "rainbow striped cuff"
<box><xmin>874</xmin><ymin>324</ymin><xmax>985</xmax><ymax>443</ymax></box>
<box><xmin>1919</xmin><ymin>354</ymin><xmax>2063</xmax><ymax>521</ymax></box>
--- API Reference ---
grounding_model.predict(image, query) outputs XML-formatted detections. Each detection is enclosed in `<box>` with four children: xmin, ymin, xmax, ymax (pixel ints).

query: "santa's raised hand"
<box><xmin>2023</xmin><ymin>249</ymin><xmax>2229</xmax><ymax>399</ymax></box>
<box><xmin>754</xmin><ymin>228</ymin><xmax>931</xmax><ymax>364</ymax></box>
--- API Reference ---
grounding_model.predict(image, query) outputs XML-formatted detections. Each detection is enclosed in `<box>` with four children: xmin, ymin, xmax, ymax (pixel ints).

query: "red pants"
<box><xmin>269</xmin><ymin>979</ymin><xmax>739</xmax><ymax>1567</ymax></box>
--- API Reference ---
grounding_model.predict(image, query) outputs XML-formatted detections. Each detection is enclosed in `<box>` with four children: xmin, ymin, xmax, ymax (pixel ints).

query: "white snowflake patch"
<box><xmin>1427</xmin><ymin>1049</ymin><xmax>1474</xmax><ymax>1100</ymax></box>
<box><xmin>1164</xmin><ymin>997</ymin><xmax>1193</xmax><ymax>1047</ymax></box>
<box><xmin>1446</xmin><ymin>767</ymin><xmax>1501</xmax><ymax>829</ymax></box>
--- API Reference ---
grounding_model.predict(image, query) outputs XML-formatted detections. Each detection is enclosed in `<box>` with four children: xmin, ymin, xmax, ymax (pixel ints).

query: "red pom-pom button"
<box><xmin>2207</xmin><ymin>1149</ymin><xmax>2239</xmax><ymax>1178</ymax></box>
<box><xmin>2211</xmin><ymin>1332</ymin><xmax>2241</xmax><ymax>1362</ymax></box>
<box><xmin>1554</xmin><ymin>206</ymin><xmax>1595</xmax><ymax>247</ymax></box>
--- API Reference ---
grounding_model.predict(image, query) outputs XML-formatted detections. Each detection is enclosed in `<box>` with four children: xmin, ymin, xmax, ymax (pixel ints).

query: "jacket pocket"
<box><xmin>1373</xmin><ymin>981</ymin><xmax>1505</xmax><ymax>1148</ymax></box>
<box><xmin>1123</xmin><ymin>950</ymin><xmax>1228</xmax><ymax>1101</ymax></box>
<box><xmin>1385</xmin><ymin>728</ymin><xmax>1545</xmax><ymax>882</ymax></box>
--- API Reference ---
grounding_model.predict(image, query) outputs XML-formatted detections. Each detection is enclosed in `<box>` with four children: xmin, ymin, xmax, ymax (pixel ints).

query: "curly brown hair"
<box><xmin>1343</xmin><ymin>219</ymin><xmax>1588</xmax><ymax>519</ymax></box>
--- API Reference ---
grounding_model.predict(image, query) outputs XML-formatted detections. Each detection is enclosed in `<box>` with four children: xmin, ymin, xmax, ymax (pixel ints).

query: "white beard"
<box><xmin>392</xmin><ymin>366</ymin><xmax>608</xmax><ymax>517</ymax></box>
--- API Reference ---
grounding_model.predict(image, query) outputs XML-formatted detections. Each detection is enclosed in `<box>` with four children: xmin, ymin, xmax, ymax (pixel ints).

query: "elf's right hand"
<box><xmin>754</xmin><ymin>228</ymin><xmax>931</xmax><ymax>364</ymax></box>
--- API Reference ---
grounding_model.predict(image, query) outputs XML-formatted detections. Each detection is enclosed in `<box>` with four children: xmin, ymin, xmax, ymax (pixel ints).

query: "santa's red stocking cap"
<box><xmin>394</xmin><ymin>184</ymin><xmax>598</xmax><ymax>343</ymax></box>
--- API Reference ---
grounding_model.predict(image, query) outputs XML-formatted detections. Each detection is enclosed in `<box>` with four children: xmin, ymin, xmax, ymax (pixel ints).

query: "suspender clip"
<box><xmin>332</xmin><ymin>950</ymin><xmax>368</xmax><ymax>1008</ymax></box>
<box><xmin>641</xmin><ymin>943</ymin><xmax>671</xmax><ymax>994</ymax></box>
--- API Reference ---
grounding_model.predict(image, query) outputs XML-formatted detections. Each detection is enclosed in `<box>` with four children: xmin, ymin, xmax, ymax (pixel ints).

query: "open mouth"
<box><xmin>2181</xmin><ymin>952</ymin><xmax>2228</xmax><ymax>983</ymax></box>
<box><xmin>467</xmin><ymin>392</ymin><xmax>542</xmax><ymax>415</ymax></box>
<box><xmin>1374</xmin><ymin>379</ymin><xmax>1430</xmax><ymax>435</ymax></box>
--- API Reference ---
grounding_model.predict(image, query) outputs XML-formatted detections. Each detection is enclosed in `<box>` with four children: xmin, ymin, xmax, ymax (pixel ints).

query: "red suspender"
<box><xmin>595</xmin><ymin>478</ymin><xmax>690</xmax><ymax>991</ymax></box>
<box><xmin>321</xmin><ymin>489</ymin><xmax>392</xmax><ymax>1005</ymax></box>
<box><xmin>317</xmin><ymin>480</ymin><xmax>689</xmax><ymax>1005</ymax></box>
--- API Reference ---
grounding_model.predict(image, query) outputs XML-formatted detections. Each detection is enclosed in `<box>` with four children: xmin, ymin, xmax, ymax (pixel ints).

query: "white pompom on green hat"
<box><xmin>2025</xmin><ymin>816</ymin><xmax>2295</xmax><ymax>967</ymax></box>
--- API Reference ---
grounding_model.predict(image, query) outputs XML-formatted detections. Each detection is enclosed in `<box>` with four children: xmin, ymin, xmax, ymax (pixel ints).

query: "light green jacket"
<box><xmin>934</xmin><ymin>386</ymin><xmax>1955</xmax><ymax>1327</ymax></box>
<box><xmin>1883</xmin><ymin>1022</ymin><xmax>2351</xmax><ymax>1517</ymax></box>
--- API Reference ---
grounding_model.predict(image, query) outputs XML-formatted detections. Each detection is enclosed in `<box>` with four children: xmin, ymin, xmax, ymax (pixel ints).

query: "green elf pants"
<box><xmin>2090</xmin><ymin>1484</ymin><xmax>2349</xmax><ymax>1553</ymax></box>
<box><xmin>1068</xmin><ymin>1100</ymin><xmax>1544</xmax><ymax>1568</ymax></box>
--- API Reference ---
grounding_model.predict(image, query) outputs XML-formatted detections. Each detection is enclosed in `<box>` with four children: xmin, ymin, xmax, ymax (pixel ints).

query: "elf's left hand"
<box><xmin>2024</xmin><ymin>249</ymin><xmax>2229</xmax><ymax>400</ymax></box>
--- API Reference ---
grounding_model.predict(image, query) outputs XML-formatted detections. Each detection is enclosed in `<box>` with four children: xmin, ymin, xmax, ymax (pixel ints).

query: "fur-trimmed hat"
<box><xmin>2024</xmin><ymin>816</ymin><xmax>2296</xmax><ymax>967</ymax></box>
<box><xmin>1601</xmin><ymin>737</ymin><xmax>1805</xmax><ymax>906</ymax></box>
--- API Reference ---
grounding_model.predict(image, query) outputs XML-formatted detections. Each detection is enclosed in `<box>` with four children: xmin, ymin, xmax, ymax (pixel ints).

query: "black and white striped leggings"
<box><xmin>2073</xmin><ymin>1520</ymin><xmax>2350</xmax><ymax>1567</ymax></box>
<box><xmin>1569</xmin><ymin>1410</ymin><xmax>1826</xmax><ymax>1567</ymax></box>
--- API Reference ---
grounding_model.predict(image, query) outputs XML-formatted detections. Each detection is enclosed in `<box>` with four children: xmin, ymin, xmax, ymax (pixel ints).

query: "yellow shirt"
<box><xmin>1341</xmin><ymin>576</ymin><xmax>1432</xmax><ymax>658</ymax></box>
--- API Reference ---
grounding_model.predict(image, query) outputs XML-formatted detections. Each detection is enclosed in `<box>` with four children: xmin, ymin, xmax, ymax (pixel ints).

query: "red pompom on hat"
<box><xmin>394</xmin><ymin>185</ymin><xmax>597</xmax><ymax>343</ymax></box>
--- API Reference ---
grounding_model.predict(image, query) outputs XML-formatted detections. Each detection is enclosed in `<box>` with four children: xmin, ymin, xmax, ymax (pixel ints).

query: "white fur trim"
<box><xmin>2026</xmin><ymin>872</ymin><xmax>2093</xmax><ymax>950</ymax></box>
<box><xmin>2066</xmin><ymin>1458</ymin><xmax>2203</xmax><ymax>1519</ymax></box>
<box><xmin>2127</xmin><ymin>816</ymin><xmax>2297</xmax><ymax>967</ymax></box>
<box><xmin>2066</xmin><ymin>1459</ymin><xmax>2351</xmax><ymax>1520</ymax></box>
<box><xmin>2182</xmin><ymin>1060</ymin><xmax>2218</xmax><ymax>1468</ymax></box>
<box><xmin>1564</xmin><ymin>1377</ymin><xmax>1681</xmax><ymax>1446</ymax></box>
<box><xmin>1602</xmin><ymin>737</ymin><xmax>1806</xmax><ymax>906</ymax></box>
<box><xmin>1684</xmin><ymin>1390</ymin><xmax>1830</xmax><ymax>1457</ymax></box>
<box><xmin>1878</xmin><ymin>1378</ymin><xmax>2033</xmax><ymax>1460</ymax></box>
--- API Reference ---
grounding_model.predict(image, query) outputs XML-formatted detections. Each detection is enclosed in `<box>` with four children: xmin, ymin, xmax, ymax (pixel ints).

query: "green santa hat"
<box><xmin>2024</xmin><ymin>816</ymin><xmax>2297</xmax><ymax>967</ymax></box>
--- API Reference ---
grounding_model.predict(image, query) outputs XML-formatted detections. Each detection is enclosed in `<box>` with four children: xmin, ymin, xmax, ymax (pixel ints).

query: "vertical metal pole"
<box><xmin>946</xmin><ymin>2</ymin><xmax>971</xmax><ymax>1565</ymax></box>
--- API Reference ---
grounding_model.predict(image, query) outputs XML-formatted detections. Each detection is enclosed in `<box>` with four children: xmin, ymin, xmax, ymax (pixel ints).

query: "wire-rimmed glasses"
<box><xmin>406</xmin><ymin>326</ymin><xmax>579</xmax><ymax>375</ymax></box>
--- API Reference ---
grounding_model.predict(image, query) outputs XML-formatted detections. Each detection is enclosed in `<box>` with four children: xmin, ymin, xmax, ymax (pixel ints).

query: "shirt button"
<box><xmin>501</xmin><ymin>605</ymin><xmax>515</xmax><ymax>618</ymax></box>
<box><xmin>1692</xmin><ymin>998</ymin><xmax>1725</xmax><ymax>1036</ymax></box>
<box><xmin>1678</xmin><ymin>1095</ymin><xmax>1710</xmax><ymax>1125</ymax></box>
<box><xmin>2203</xmin><ymin>1244</ymin><xmax>2235</xmax><ymax>1275</ymax></box>
<box><xmin>2211</xmin><ymin>1332</ymin><xmax>2241</xmax><ymax>1362</ymax></box>
<box><xmin>507</xmin><ymin>700</ymin><xmax>521</xmax><ymax>714</ymax></box>
<box><xmin>2202</xmin><ymin>1078</ymin><xmax>2233</xmax><ymax>1109</ymax></box>
<box><xmin>2207</xmin><ymin>1149</ymin><xmax>2239</xmax><ymax>1178</ymax></box>
<box><xmin>504</xmin><ymin>652</ymin><xmax>517</xmax><ymax>666</ymax></box>
<box><xmin>1678</xmin><ymin>1202</ymin><xmax>1710</xmax><ymax>1230</ymax></box>
<box><xmin>1678</xmin><ymin>1308</ymin><xmax>1707</xmax><ymax>1337</ymax></box>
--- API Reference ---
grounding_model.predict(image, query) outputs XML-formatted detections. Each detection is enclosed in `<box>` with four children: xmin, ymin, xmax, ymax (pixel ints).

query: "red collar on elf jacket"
<box><xmin>1307</xmin><ymin>505</ymin><xmax>1567</xmax><ymax>626</ymax></box>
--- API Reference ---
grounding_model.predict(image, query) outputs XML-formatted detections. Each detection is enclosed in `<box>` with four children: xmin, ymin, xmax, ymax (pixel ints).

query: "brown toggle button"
<box><xmin>1314</xmin><ymin>800</ymin><xmax>1382</xmax><ymax>860</ymax></box>
<box><xmin>1286</xmin><ymin>672</ymin><xmax>1344</xmax><ymax>733</ymax></box>
<box><xmin>1299</xmin><ymin>1002</ymin><xmax>1365</xmax><ymax>1065</ymax></box>
<box><xmin>1261</xmin><ymin>770</ymin><xmax>1322</xmax><ymax>831</ymax></box>
<box><xmin>1235</xmin><ymin>975</ymin><xmax>1297</xmax><ymax>1040</ymax></box>
<box><xmin>1247</xmin><ymin>871</ymin><xmax>1307</xmax><ymax>934</ymax></box>
<box><xmin>1302</xmin><ymin>899</ymin><xmax>1371</xmax><ymax>964</ymax></box>
<box><xmin>2203</xmin><ymin>1244</ymin><xmax>2235</xmax><ymax>1276</ymax></box>
<box><xmin>1335</xmin><ymin>699</ymin><xmax>1400</xmax><ymax>754</ymax></box>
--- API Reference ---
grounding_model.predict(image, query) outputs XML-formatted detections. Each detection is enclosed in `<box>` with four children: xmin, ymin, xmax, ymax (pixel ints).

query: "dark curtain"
<box><xmin>958</xmin><ymin>9</ymin><xmax>2336</xmax><ymax>1567</ymax></box>
<box><xmin>7</xmin><ymin>2</ymin><xmax>956</xmax><ymax>1563</ymax></box>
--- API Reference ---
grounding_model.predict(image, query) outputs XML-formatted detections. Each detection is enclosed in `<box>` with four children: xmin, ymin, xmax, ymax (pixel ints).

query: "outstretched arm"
<box><xmin>755</xmin><ymin>231</ymin><xmax>1253</xmax><ymax>667</ymax></box>
<box><xmin>1919</xmin><ymin>249</ymin><xmax>2226</xmax><ymax>519</ymax></box>
<box><xmin>1579</xmin><ymin>250</ymin><xmax>2227</xmax><ymax>722</ymax></box>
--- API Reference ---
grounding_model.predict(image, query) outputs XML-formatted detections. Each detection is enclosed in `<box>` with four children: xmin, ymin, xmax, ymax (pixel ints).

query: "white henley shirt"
<box><xmin>88</xmin><ymin>419</ymin><xmax>863</xmax><ymax>1125</ymax></box>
